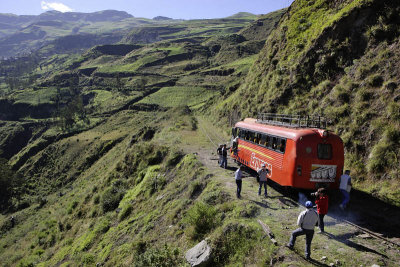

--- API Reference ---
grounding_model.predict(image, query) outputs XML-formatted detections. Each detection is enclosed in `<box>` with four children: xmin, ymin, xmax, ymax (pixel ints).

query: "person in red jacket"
<box><xmin>313</xmin><ymin>187</ymin><xmax>329</xmax><ymax>233</ymax></box>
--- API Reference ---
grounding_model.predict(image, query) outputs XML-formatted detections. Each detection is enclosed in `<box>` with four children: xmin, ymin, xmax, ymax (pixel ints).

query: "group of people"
<box><xmin>217</xmin><ymin>144</ymin><xmax>228</xmax><ymax>169</ymax></box>
<box><xmin>234</xmin><ymin>163</ymin><xmax>269</xmax><ymax>199</ymax></box>
<box><xmin>233</xmin><ymin>161</ymin><xmax>352</xmax><ymax>260</ymax></box>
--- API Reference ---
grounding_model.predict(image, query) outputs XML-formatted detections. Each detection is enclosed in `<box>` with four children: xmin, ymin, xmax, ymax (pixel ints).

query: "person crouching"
<box><xmin>287</xmin><ymin>201</ymin><xmax>319</xmax><ymax>260</ymax></box>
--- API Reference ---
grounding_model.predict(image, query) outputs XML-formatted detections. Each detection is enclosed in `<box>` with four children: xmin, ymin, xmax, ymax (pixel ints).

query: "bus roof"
<box><xmin>235</xmin><ymin>118</ymin><xmax>327</xmax><ymax>141</ymax></box>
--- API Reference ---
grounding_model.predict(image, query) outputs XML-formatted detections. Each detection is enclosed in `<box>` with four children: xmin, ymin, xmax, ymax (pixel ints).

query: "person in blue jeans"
<box><xmin>287</xmin><ymin>201</ymin><xmax>319</xmax><ymax>260</ymax></box>
<box><xmin>339</xmin><ymin>170</ymin><xmax>352</xmax><ymax>210</ymax></box>
<box><xmin>257</xmin><ymin>164</ymin><xmax>269</xmax><ymax>197</ymax></box>
<box><xmin>235</xmin><ymin>165</ymin><xmax>244</xmax><ymax>198</ymax></box>
<box><xmin>220</xmin><ymin>144</ymin><xmax>228</xmax><ymax>169</ymax></box>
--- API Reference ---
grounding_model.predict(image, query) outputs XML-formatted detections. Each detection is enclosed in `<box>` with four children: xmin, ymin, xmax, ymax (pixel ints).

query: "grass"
<box><xmin>139</xmin><ymin>86</ymin><xmax>218</xmax><ymax>107</ymax></box>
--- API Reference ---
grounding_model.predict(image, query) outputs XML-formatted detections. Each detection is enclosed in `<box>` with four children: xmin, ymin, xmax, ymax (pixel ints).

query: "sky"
<box><xmin>0</xmin><ymin>0</ymin><xmax>294</xmax><ymax>19</ymax></box>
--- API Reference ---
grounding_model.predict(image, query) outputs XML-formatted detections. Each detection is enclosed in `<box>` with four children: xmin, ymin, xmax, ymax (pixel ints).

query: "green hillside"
<box><xmin>0</xmin><ymin>1</ymin><xmax>399</xmax><ymax>266</ymax></box>
<box><xmin>214</xmin><ymin>0</ymin><xmax>400</xmax><ymax>204</ymax></box>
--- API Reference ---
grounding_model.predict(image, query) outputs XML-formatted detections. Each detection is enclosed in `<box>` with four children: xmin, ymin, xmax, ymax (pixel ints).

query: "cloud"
<box><xmin>41</xmin><ymin>1</ymin><xmax>73</xmax><ymax>13</ymax></box>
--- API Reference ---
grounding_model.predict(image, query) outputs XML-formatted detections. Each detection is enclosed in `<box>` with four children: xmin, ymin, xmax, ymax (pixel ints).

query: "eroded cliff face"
<box><xmin>216</xmin><ymin>0</ymin><xmax>400</xmax><ymax>198</ymax></box>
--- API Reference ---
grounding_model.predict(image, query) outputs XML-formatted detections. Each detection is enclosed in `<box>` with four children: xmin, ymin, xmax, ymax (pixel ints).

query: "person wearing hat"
<box><xmin>257</xmin><ymin>163</ymin><xmax>269</xmax><ymax>197</ymax></box>
<box><xmin>286</xmin><ymin>201</ymin><xmax>319</xmax><ymax>260</ymax></box>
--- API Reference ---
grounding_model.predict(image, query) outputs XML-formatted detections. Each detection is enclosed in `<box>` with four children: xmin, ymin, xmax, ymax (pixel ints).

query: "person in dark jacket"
<box><xmin>220</xmin><ymin>144</ymin><xmax>228</xmax><ymax>169</ymax></box>
<box><xmin>287</xmin><ymin>201</ymin><xmax>319</xmax><ymax>260</ymax></box>
<box><xmin>257</xmin><ymin>164</ymin><xmax>269</xmax><ymax>197</ymax></box>
<box><xmin>313</xmin><ymin>187</ymin><xmax>329</xmax><ymax>233</ymax></box>
<box><xmin>217</xmin><ymin>144</ymin><xmax>223</xmax><ymax>165</ymax></box>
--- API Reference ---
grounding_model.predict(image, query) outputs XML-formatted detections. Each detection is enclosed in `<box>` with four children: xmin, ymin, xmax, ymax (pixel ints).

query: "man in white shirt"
<box><xmin>287</xmin><ymin>201</ymin><xmax>319</xmax><ymax>260</ymax></box>
<box><xmin>235</xmin><ymin>165</ymin><xmax>244</xmax><ymax>198</ymax></box>
<box><xmin>339</xmin><ymin>170</ymin><xmax>352</xmax><ymax>210</ymax></box>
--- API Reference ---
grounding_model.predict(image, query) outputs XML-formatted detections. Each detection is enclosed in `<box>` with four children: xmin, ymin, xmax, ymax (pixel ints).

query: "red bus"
<box><xmin>230</xmin><ymin>115</ymin><xmax>344</xmax><ymax>190</ymax></box>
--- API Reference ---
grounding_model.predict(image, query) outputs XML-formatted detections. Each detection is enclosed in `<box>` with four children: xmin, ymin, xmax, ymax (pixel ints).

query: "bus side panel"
<box><xmin>235</xmin><ymin>139</ymin><xmax>286</xmax><ymax>185</ymax></box>
<box><xmin>280</xmin><ymin>139</ymin><xmax>296</xmax><ymax>187</ymax></box>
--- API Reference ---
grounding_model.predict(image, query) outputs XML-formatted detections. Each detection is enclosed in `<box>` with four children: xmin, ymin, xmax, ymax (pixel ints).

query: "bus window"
<box><xmin>232</xmin><ymin>127</ymin><xmax>237</xmax><ymax>137</ymax></box>
<box><xmin>279</xmin><ymin>139</ymin><xmax>286</xmax><ymax>153</ymax></box>
<box><xmin>266</xmin><ymin>135</ymin><xmax>272</xmax><ymax>148</ymax></box>
<box><xmin>238</xmin><ymin>129</ymin><xmax>243</xmax><ymax>138</ymax></box>
<box><xmin>318</xmin><ymin>144</ymin><xmax>332</xmax><ymax>159</ymax></box>
<box><xmin>254</xmin><ymin>133</ymin><xmax>260</xmax><ymax>144</ymax></box>
<box><xmin>272</xmin><ymin>137</ymin><xmax>278</xmax><ymax>150</ymax></box>
<box><xmin>248</xmin><ymin>131</ymin><xmax>255</xmax><ymax>142</ymax></box>
<box><xmin>243</xmin><ymin>130</ymin><xmax>248</xmax><ymax>140</ymax></box>
<box><xmin>260</xmin><ymin>134</ymin><xmax>267</xmax><ymax>146</ymax></box>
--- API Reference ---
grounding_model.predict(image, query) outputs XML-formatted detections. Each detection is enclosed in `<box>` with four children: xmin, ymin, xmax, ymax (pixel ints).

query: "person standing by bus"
<box><xmin>312</xmin><ymin>188</ymin><xmax>329</xmax><ymax>233</ymax></box>
<box><xmin>217</xmin><ymin>144</ymin><xmax>223</xmax><ymax>165</ymax></box>
<box><xmin>220</xmin><ymin>144</ymin><xmax>228</xmax><ymax>169</ymax></box>
<box><xmin>235</xmin><ymin>165</ymin><xmax>244</xmax><ymax>198</ymax></box>
<box><xmin>257</xmin><ymin>164</ymin><xmax>269</xmax><ymax>197</ymax></box>
<box><xmin>232</xmin><ymin>136</ymin><xmax>239</xmax><ymax>156</ymax></box>
<box><xmin>339</xmin><ymin>170</ymin><xmax>352</xmax><ymax>210</ymax></box>
<box><xmin>286</xmin><ymin>201</ymin><xmax>319</xmax><ymax>260</ymax></box>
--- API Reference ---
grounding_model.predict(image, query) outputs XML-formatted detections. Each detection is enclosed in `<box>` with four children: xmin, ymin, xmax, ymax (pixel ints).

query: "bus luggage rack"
<box><xmin>256</xmin><ymin>113</ymin><xmax>327</xmax><ymax>129</ymax></box>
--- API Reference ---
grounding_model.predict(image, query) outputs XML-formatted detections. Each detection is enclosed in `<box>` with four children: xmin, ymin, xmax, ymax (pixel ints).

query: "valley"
<box><xmin>0</xmin><ymin>0</ymin><xmax>399</xmax><ymax>266</ymax></box>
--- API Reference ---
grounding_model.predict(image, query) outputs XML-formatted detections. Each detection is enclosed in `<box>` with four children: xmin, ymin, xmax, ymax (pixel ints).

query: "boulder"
<box><xmin>185</xmin><ymin>240</ymin><xmax>212</xmax><ymax>267</ymax></box>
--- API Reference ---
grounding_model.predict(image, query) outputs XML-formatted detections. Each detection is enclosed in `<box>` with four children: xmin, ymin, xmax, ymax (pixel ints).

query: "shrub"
<box><xmin>101</xmin><ymin>187</ymin><xmax>125</xmax><ymax>213</ymax></box>
<box><xmin>367</xmin><ymin>141</ymin><xmax>390</xmax><ymax>173</ymax></box>
<box><xmin>184</xmin><ymin>201</ymin><xmax>218</xmax><ymax>240</ymax></box>
<box><xmin>188</xmin><ymin>180</ymin><xmax>204</xmax><ymax>199</ymax></box>
<box><xmin>368</xmin><ymin>74</ymin><xmax>384</xmax><ymax>87</ymax></box>
<box><xmin>119</xmin><ymin>204</ymin><xmax>133</xmax><ymax>221</ymax></box>
<box><xmin>166</xmin><ymin>150</ymin><xmax>184</xmax><ymax>167</ymax></box>
<box><xmin>211</xmin><ymin>223</ymin><xmax>260</xmax><ymax>265</ymax></box>
<box><xmin>134</xmin><ymin>244</ymin><xmax>182</xmax><ymax>267</ymax></box>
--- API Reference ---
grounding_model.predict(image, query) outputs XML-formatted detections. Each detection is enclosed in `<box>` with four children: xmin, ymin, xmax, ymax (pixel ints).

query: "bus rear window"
<box><xmin>318</xmin><ymin>144</ymin><xmax>332</xmax><ymax>160</ymax></box>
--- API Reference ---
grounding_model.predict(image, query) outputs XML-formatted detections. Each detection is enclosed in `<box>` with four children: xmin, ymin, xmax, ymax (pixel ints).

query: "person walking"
<box><xmin>286</xmin><ymin>201</ymin><xmax>319</xmax><ymax>260</ymax></box>
<box><xmin>313</xmin><ymin>188</ymin><xmax>329</xmax><ymax>233</ymax></box>
<box><xmin>257</xmin><ymin>164</ymin><xmax>269</xmax><ymax>197</ymax></box>
<box><xmin>339</xmin><ymin>170</ymin><xmax>352</xmax><ymax>210</ymax></box>
<box><xmin>220</xmin><ymin>144</ymin><xmax>228</xmax><ymax>169</ymax></box>
<box><xmin>235</xmin><ymin>165</ymin><xmax>244</xmax><ymax>198</ymax></box>
<box><xmin>217</xmin><ymin>144</ymin><xmax>223</xmax><ymax>165</ymax></box>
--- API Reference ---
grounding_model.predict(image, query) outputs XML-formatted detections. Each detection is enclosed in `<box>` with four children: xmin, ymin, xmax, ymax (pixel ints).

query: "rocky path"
<box><xmin>180</xmin><ymin>116</ymin><xmax>400</xmax><ymax>267</ymax></box>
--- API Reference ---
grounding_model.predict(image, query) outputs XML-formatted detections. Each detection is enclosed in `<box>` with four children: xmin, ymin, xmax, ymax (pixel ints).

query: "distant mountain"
<box><xmin>153</xmin><ymin>16</ymin><xmax>173</xmax><ymax>21</ymax></box>
<box><xmin>226</xmin><ymin>12</ymin><xmax>257</xmax><ymax>19</ymax></box>
<box><xmin>0</xmin><ymin>10</ymin><xmax>142</xmax><ymax>57</ymax></box>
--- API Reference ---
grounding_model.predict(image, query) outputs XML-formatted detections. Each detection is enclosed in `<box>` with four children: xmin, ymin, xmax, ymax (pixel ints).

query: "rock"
<box><xmin>185</xmin><ymin>240</ymin><xmax>212</xmax><ymax>267</ymax></box>
<box><xmin>371</xmin><ymin>265</ymin><xmax>380</xmax><ymax>267</ymax></box>
<box><xmin>335</xmin><ymin>260</ymin><xmax>341</xmax><ymax>265</ymax></box>
<box><xmin>359</xmin><ymin>233</ymin><xmax>372</xmax><ymax>239</ymax></box>
<box><xmin>329</xmin><ymin>263</ymin><xmax>335</xmax><ymax>267</ymax></box>
<box><xmin>321</xmin><ymin>256</ymin><xmax>327</xmax><ymax>261</ymax></box>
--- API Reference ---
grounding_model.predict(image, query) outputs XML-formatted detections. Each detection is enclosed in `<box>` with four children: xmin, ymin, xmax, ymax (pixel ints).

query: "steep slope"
<box><xmin>216</xmin><ymin>0</ymin><xmax>400</xmax><ymax>204</ymax></box>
